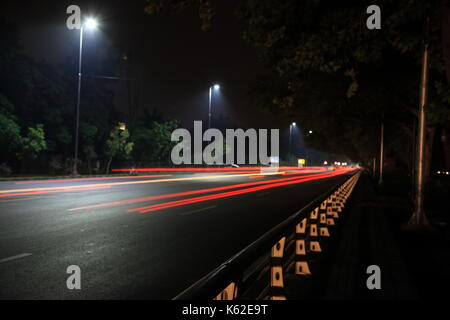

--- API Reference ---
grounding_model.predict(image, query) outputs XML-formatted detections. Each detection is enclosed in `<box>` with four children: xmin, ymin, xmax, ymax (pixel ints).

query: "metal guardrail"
<box><xmin>173</xmin><ymin>170</ymin><xmax>362</xmax><ymax>300</ymax></box>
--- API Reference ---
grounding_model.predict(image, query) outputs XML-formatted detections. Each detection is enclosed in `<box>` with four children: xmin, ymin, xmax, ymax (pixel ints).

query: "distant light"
<box><xmin>119</xmin><ymin>122</ymin><xmax>126</xmax><ymax>131</ymax></box>
<box><xmin>85</xmin><ymin>18</ymin><xmax>98</xmax><ymax>30</ymax></box>
<box><xmin>447</xmin><ymin>172</ymin><xmax>450</xmax><ymax>175</ymax></box>
<box><xmin>323</xmin><ymin>161</ymin><xmax>328</xmax><ymax>165</ymax></box>
<box><xmin>213</xmin><ymin>84</ymin><xmax>220</xmax><ymax>90</ymax></box>
<box><xmin>292</xmin><ymin>122</ymin><xmax>296</xmax><ymax>126</ymax></box>
<box><xmin>309</xmin><ymin>130</ymin><xmax>313</xmax><ymax>134</ymax></box>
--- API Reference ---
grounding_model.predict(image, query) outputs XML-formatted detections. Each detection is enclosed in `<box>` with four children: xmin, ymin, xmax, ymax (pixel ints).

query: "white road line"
<box><xmin>0</xmin><ymin>253</ymin><xmax>32</xmax><ymax>264</ymax></box>
<box><xmin>179</xmin><ymin>205</ymin><xmax>217</xmax><ymax>216</ymax></box>
<box><xmin>0</xmin><ymin>197</ymin><xmax>42</xmax><ymax>203</ymax></box>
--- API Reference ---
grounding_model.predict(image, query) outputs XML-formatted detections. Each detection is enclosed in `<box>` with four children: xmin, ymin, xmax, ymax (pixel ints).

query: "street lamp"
<box><xmin>73</xmin><ymin>17</ymin><xmax>98</xmax><ymax>175</ymax></box>
<box><xmin>208</xmin><ymin>84</ymin><xmax>220</xmax><ymax>129</ymax></box>
<box><xmin>289</xmin><ymin>122</ymin><xmax>296</xmax><ymax>156</ymax></box>
<box><xmin>85</xmin><ymin>18</ymin><xmax>98</xmax><ymax>29</ymax></box>
<box><xmin>305</xmin><ymin>129</ymin><xmax>313</xmax><ymax>164</ymax></box>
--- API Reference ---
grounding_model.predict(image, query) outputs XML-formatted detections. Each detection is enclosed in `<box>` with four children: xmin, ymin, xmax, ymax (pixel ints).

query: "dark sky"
<box><xmin>2</xmin><ymin>0</ymin><xmax>289</xmax><ymax>130</ymax></box>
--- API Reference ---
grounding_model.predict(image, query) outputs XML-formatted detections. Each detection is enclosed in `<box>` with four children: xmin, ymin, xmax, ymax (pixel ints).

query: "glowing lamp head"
<box><xmin>309</xmin><ymin>130</ymin><xmax>313</xmax><ymax>134</ymax></box>
<box><xmin>292</xmin><ymin>122</ymin><xmax>296</xmax><ymax>126</ymax></box>
<box><xmin>85</xmin><ymin>18</ymin><xmax>98</xmax><ymax>30</ymax></box>
<box><xmin>213</xmin><ymin>84</ymin><xmax>220</xmax><ymax>90</ymax></box>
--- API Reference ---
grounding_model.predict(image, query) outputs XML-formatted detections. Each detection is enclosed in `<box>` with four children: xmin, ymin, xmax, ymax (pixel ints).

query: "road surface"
<box><xmin>0</xmin><ymin>167</ymin><xmax>355</xmax><ymax>299</ymax></box>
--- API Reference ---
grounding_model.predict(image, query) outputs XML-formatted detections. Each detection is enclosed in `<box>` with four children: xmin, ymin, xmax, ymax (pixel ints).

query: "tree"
<box><xmin>131</xmin><ymin>120</ymin><xmax>179</xmax><ymax>164</ymax></box>
<box><xmin>104</xmin><ymin>126</ymin><xmax>134</xmax><ymax>174</ymax></box>
<box><xmin>16</xmin><ymin>124</ymin><xmax>47</xmax><ymax>173</ymax></box>
<box><xmin>144</xmin><ymin>0</ymin><xmax>450</xmax><ymax>176</ymax></box>
<box><xmin>0</xmin><ymin>18</ymin><xmax>121</xmax><ymax>174</ymax></box>
<box><xmin>0</xmin><ymin>94</ymin><xmax>22</xmax><ymax>159</ymax></box>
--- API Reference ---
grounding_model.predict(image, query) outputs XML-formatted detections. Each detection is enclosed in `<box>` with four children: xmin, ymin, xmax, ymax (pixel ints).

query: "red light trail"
<box><xmin>128</xmin><ymin>169</ymin><xmax>354</xmax><ymax>214</ymax></box>
<box><xmin>69</xmin><ymin>171</ymin><xmax>337</xmax><ymax>211</ymax></box>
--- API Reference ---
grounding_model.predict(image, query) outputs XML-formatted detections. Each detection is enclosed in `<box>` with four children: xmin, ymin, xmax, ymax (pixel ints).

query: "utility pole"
<box><xmin>409</xmin><ymin>13</ymin><xmax>431</xmax><ymax>226</ymax></box>
<box><xmin>208</xmin><ymin>86</ymin><xmax>212</xmax><ymax>129</ymax></box>
<box><xmin>379</xmin><ymin>121</ymin><xmax>384</xmax><ymax>185</ymax></box>
<box><xmin>73</xmin><ymin>26</ymin><xmax>83</xmax><ymax>176</ymax></box>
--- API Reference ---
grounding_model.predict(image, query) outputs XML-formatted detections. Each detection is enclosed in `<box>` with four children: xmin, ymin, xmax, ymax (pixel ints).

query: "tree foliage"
<box><xmin>131</xmin><ymin>120</ymin><xmax>179</xmax><ymax>163</ymax></box>
<box><xmin>145</xmin><ymin>0</ymin><xmax>450</xmax><ymax>172</ymax></box>
<box><xmin>104</xmin><ymin>126</ymin><xmax>134</xmax><ymax>173</ymax></box>
<box><xmin>19</xmin><ymin>124</ymin><xmax>47</xmax><ymax>160</ymax></box>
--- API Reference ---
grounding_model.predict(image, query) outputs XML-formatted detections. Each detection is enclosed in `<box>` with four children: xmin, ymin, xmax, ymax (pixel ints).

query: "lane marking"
<box><xmin>0</xmin><ymin>253</ymin><xmax>32</xmax><ymax>264</ymax></box>
<box><xmin>179</xmin><ymin>205</ymin><xmax>217</xmax><ymax>216</ymax></box>
<box><xmin>0</xmin><ymin>197</ymin><xmax>42</xmax><ymax>203</ymax></box>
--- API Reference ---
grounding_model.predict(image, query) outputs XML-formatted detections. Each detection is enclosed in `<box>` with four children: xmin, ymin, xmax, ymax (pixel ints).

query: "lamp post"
<box><xmin>305</xmin><ymin>130</ymin><xmax>313</xmax><ymax>165</ymax></box>
<box><xmin>208</xmin><ymin>84</ymin><xmax>220</xmax><ymax>129</ymax></box>
<box><xmin>289</xmin><ymin>122</ymin><xmax>296</xmax><ymax>156</ymax></box>
<box><xmin>73</xmin><ymin>18</ymin><xmax>98</xmax><ymax>175</ymax></box>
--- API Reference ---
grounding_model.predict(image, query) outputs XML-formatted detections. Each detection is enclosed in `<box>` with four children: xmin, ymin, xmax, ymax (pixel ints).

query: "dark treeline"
<box><xmin>0</xmin><ymin>19</ymin><xmax>178</xmax><ymax>175</ymax></box>
<box><xmin>145</xmin><ymin>0</ymin><xmax>450</xmax><ymax>181</ymax></box>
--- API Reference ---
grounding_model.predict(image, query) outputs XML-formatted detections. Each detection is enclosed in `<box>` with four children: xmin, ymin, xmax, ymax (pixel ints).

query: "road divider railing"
<box><xmin>173</xmin><ymin>170</ymin><xmax>361</xmax><ymax>300</ymax></box>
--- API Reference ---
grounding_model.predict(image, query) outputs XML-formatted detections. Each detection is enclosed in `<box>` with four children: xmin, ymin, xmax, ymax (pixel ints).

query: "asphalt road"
<box><xmin>0</xmin><ymin>168</ymin><xmax>354</xmax><ymax>299</ymax></box>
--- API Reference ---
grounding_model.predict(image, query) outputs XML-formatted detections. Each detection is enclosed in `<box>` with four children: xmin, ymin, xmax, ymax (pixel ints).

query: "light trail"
<box><xmin>112</xmin><ymin>166</ymin><xmax>328</xmax><ymax>173</ymax></box>
<box><xmin>14</xmin><ymin>174</ymin><xmax>172</xmax><ymax>185</ymax></box>
<box><xmin>0</xmin><ymin>172</ymin><xmax>287</xmax><ymax>195</ymax></box>
<box><xmin>0</xmin><ymin>186</ymin><xmax>112</xmax><ymax>198</ymax></box>
<box><xmin>68</xmin><ymin>171</ymin><xmax>334</xmax><ymax>211</ymax></box>
<box><xmin>129</xmin><ymin>169</ymin><xmax>355</xmax><ymax>214</ymax></box>
<box><xmin>193</xmin><ymin>171</ymin><xmax>259</xmax><ymax>175</ymax></box>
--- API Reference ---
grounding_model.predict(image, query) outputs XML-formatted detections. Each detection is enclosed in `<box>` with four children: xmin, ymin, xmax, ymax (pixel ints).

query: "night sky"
<box><xmin>2</xmin><ymin>0</ymin><xmax>290</xmax><ymax>130</ymax></box>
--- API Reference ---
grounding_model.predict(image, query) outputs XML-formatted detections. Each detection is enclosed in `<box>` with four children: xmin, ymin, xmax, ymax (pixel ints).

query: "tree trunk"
<box><xmin>106</xmin><ymin>157</ymin><xmax>112</xmax><ymax>175</ymax></box>
<box><xmin>424</xmin><ymin>125</ymin><xmax>436</xmax><ymax>187</ymax></box>
<box><xmin>87</xmin><ymin>159</ymin><xmax>92</xmax><ymax>175</ymax></box>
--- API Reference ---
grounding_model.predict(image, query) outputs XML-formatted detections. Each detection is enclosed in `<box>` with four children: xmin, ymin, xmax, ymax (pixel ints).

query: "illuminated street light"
<box><xmin>85</xmin><ymin>18</ymin><xmax>98</xmax><ymax>30</ymax></box>
<box><xmin>289</xmin><ymin>122</ymin><xmax>297</xmax><ymax>156</ymax></box>
<box><xmin>208</xmin><ymin>84</ymin><xmax>221</xmax><ymax>129</ymax></box>
<box><xmin>73</xmin><ymin>17</ymin><xmax>99</xmax><ymax>175</ymax></box>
